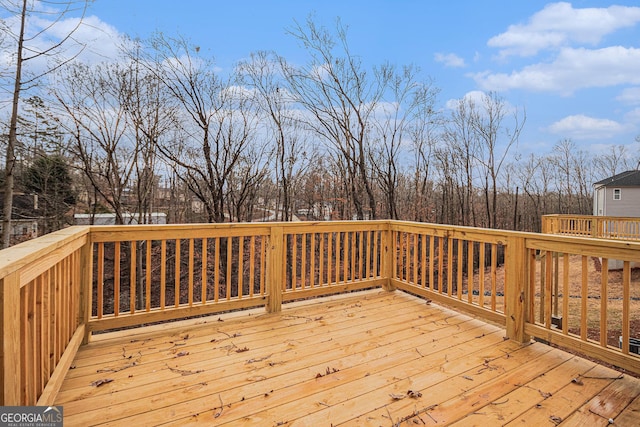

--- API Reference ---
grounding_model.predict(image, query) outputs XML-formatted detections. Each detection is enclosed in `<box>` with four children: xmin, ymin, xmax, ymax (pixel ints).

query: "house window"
<box><xmin>613</xmin><ymin>188</ymin><xmax>621</xmax><ymax>200</ymax></box>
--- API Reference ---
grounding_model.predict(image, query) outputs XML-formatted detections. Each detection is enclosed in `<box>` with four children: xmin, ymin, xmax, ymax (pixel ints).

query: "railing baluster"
<box><xmin>466</xmin><ymin>241</ymin><xmax>473</xmax><ymax>304</ymax></box>
<box><xmin>146</xmin><ymin>240</ymin><xmax>152</xmax><ymax>312</ymax></box>
<box><xmin>201</xmin><ymin>238</ymin><xmax>207</xmax><ymax>303</ymax></box>
<box><xmin>622</xmin><ymin>261</ymin><xmax>630</xmax><ymax>355</ymax></box>
<box><xmin>478</xmin><ymin>243</ymin><xmax>485</xmax><ymax>306</ymax></box>
<box><xmin>114</xmin><ymin>242</ymin><xmax>120</xmax><ymax>316</ymax></box>
<box><xmin>601</xmin><ymin>258</ymin><xmax>608</xmax><ymax>347</ymax></box>
<box><xmin>447</xmin><ymin>236</ymin><xmax>453</xmax><ymax>296</ymax></box>
<box><xmin>581</xmin><ymin>255</ymin><xmax>588</xmax><ymax>341</ymax></box>
<box><xmin>301</xmin><ymin>233</ymin><xmax>307</xmax><ymax>289</ymax></box>
<box><xmin>562</xmin><ymin>253</ymin><xmax>569</xmax><ymax>335</ymax></box>
<box><xmin>188</xmin><ymin>239</ymin><xmax>194</xmax><ymax>306</ymax></box>
<box><xmin>226</xmin><ymin>237</ymin><xmax>232</xmax><ymax>300</ymax></box>
<box><xmin>97</xmin><ymin>243</ymin><xmax>104</xmax><ymax>318</ymax></box>
<box><xmin>249</xmin><ymin>236</ymin><xmax>255</xmax><ymax>296</ymax></box>
<box><xmin>214</xmin><ymin>237</ymin><xmax>220</xmax><ymax>302</ymax></box>
<box><xmin>238</xmin><ymin>236</ymin><xmax>244</xmax><ymax>298</ymax></box>
<box><xmin>457</xmin><ymin>240</ymin><xmax>463</xmax><ymax>299</ymax></box>
<box><xmin>160</xmin><ymin>240</ymin><xmax>166</xmax><ymax>309</ymax></box>
<box><xmin>174</xmin><ymin>239</ymin><xmax>180</xmax><ymax>308</ymax></box>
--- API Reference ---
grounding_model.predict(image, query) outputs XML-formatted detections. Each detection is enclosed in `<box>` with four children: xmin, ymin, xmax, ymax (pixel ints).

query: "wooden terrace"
<box><xmin>2</xmin><ymin>219</ymin><xmax>640</xmax><ymax>425</ymax></box>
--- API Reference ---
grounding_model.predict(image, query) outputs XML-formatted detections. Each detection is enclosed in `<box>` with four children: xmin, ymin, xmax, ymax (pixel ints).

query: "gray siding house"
<box><xmin>593</xmin><ymin>170</ymin><xmax>640</xmax><ymax>217</ymax></box>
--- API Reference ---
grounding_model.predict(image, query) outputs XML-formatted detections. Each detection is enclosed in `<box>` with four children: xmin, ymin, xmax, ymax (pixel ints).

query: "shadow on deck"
<box><xmin>55</xmin><ymin>290</ymin><xmax>640</xmax><ymax>426</ymax></box>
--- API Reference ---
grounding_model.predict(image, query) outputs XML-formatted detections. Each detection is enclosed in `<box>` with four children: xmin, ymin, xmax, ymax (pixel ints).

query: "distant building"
<box><xmin>0</xmin><ymin>193</ymin><xmax>41</xmax><ymax>241</ymax></box>
<box><xmin>74</xmin><ymin>212</ymin><xmax>167</xmax><ymax>225</ymax></box>
<box><xmin>593</xmin><ymin>170</ymin><xmax>640</xmax><ymax>217</ymax></box>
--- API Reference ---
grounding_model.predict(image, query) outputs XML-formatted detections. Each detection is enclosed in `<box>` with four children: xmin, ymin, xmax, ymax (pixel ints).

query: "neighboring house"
<box><xmin>0</xmin><ymin>193</ymin><xmax>40</xmax><ymax>242</ymax></box>
<box><xmin>74</xmin><ymin>212</ymin><xmax>167</xmax><ymax>225</ymax></box>
<box><xmin>593</xmin><ymin>170</ymin><xmax>640</xmax><ymax>217</ymax></box>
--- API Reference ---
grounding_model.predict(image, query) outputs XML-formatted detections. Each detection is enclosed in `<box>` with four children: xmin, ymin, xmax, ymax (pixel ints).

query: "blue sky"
<box><xmin>13</xmin><ymin>1</ymin><xmax>640</xmax><ymax>156</ymax></box>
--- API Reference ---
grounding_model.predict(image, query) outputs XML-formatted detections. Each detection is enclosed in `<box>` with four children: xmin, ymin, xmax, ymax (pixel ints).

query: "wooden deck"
<box><xmin>54</xmin><ymin>289</ymin><xmax>640</xmax><ymax>426</ymax></box>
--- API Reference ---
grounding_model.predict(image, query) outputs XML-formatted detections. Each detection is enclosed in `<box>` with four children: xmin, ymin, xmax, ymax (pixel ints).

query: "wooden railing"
<box><xmin>543</xmin><ymin>214</ymin><xmax>640</xmax><ymax>241</ymax></box>
<box><xmin>0</xmin><ymin>227</ymin><xmax>89</xmax><ymax>406</ymax></box>
<box><xmin>1</xmin><ymin>220</ymin><xmax>639</xmax><ymax>406</ymax></box>
<box><xmin>523</xmin><ymin>233</ymin><xmax>640</xmax><ymax>373</ymax></box>
<box><xmin>387</xmin><ymin>222</ymin><xmax>512</xmax><ymax>327</ymax></box>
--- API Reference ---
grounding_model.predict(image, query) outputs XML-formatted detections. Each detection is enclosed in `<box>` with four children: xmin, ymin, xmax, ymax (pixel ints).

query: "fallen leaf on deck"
<box><xmin>90</xmin><ymin>378</ymin><xmax>114</xmax><ymax>387</ymax></box>
<box><xmin>407</xmin><ymin>390</ymin><xmax>422</xmax><ymax>398</ymax></box>
<box><xmin>246</xmin><ymin>354</ymin><xmax>272</xmax><ymax>364</ymax></box>
<box><xmin>166</xmin><ymin>364</ymin><xmax>204</xmax><ymax>376</ymax></box>
<box><xmin>316</xmin><ymin>366</ymin><xmax>340</xmax><ymax>378</ymax></box>
<box><xmin>175</xmin><ymin>351</ymin><xmax>189</xmax><ymax>357</ymax></box>
<box><xmin>390</xmin><ymin>393</ymin><xmax>407</xmax><ymax>400</ymax></box>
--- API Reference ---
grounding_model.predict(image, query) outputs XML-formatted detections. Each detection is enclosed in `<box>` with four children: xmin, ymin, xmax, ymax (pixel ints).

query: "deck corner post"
<box><xmin>381</xmin><ymin>222</ymin><xmax>396</xmax><ymax>291</ymax></box>
<box><xmin>505</xmin><ymin>235</ymin><xmax>529</xmax><ymax>343</ymax></box>
<box><xmin>266</xmin><ymin>225</ymin><xmax>284</xmax><ymax>313</ymax></box>
<box><xmin>0</xmin><ymin>271</ymin><xmax>21</xmax><ymax>405</ymax></box>
<box><xmin>79</xmin><ymin>235</ymin><xmax>93</xmax><ymax>343</ymax></box>
<box><xmin>592</xmin><ymin>217</ymin><xmax>600</xmax><ymax>238</ymax></box>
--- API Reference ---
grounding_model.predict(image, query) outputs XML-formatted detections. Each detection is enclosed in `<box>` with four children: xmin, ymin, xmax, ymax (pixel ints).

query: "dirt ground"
<box><xmin>531</xmin><ymin>254</ymin><xmax>640</xmax><ymax>345</ymax></box>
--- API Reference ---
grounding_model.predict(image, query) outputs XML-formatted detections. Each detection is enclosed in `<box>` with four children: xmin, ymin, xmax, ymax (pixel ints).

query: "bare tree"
<box><xmin>239</xmin><ymin>51</ymin><xmax>312</xmax><ymax>221</ymax></box>
<box><xmin>122</xmin><ymin>40</ymin><xmax>178</xmax><ymax>223</ymax></box>
<box><xmin>53</xmin><ymin>62</ymin><xmax>137</xmax><ymax>224</ymax></box>
<box><xmin>471</xmin><ymin>92</ymin><xmax>525</xmax><ymax>229</ymax></box>
<box><xmin>1</xmin><ymin>0</ymin><xmax>89</xmax><ymax>247</ymax></box>
<box><xmin>148</xmin><ymin>34</ymin><xmax>258</xmax><ymax>223</ymax></box>
<box><xmin>368</xmin><ymin>66</ymin><xmax>437</xmax><ymax>219</ymax></box>
<box><xmin>593</xmin><ymin>144</ymin><xmax>632</xmax><ymax>178</ymax></box>
<box><xmin>283</xmin><ymin>17</ymin><xmax>389</xmax><ymax>220</ymax></box>
<box><xmin>444</xmin><ymin>96</ymin><xmax>481</xmax><ymax>226</ymax></box>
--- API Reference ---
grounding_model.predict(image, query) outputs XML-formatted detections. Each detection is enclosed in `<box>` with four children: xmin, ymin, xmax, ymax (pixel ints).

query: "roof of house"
<box><xmin>594</xmin><ymin>170</ymin><xmax>640</xmax><ymax>187</ymax></box>
<box><xmin>0</xmin><ymin>192</ymin><xmax>42</xmax><ymax>219</ymax></box>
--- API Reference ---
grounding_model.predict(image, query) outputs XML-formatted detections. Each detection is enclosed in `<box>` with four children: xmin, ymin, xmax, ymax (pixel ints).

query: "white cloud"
<box><xmin>547</xmin><ymin>114</ymin><xmax>625</xmax><ymax>139</ymax></box>
<box><xmin>624</xmin><ymin>107</ymin><xmax>640</xmax><ymax>124</ymax></box>
<box><xmin>472</xmin><ymin>46</ymin><xmax>640</xmax><ymax>95</ymax></box>
<box><xmin>445</xmin><ymin>90</ymin><xmax>517</xmax><ymax>117</ymax></box>
<box><xmin>445</xmin><ymin>90</ymin><xmax>486</xmax><ymax>110</ymax></box>
<box><xmin>617</xmin><ymin>87</ymin><xmax>640</xmax><ymax>105</ymax></box>
<box><xmin>434</xmin><ymin>52</ymin><xmax>465</xmax><ymax>68</ymax></box>
<box><xmin>488</xmin><ymin>2</ymin><xmax>640</xmax><ymax>58</ymax></box>
<box><xmin>1</xmin><ymin>11</ymin><xmax>125</xmax><ymax>74</ymax></box>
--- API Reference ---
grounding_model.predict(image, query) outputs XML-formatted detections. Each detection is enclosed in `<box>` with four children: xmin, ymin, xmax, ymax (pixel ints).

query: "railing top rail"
<box><xmin>0</xmin><ymin>226</ymin><xmax>89</xmax><ymax>280</ymax></box>
<box><xmin>543</xmin><ymin>214</ymin><xmax>640</xmax><ymax>221</ymax></box>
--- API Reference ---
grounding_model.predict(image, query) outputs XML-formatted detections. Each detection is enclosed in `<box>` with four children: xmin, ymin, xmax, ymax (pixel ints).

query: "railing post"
<box><xmin>266</xmin><ymin>226</ymin><xmax>283</xmax><ymax>313</ymax></box>
<box><xmin>591</xmin><ymin>217</ymin><xmax>598</xmax><ymax>238</ymax></box>
<box><xmin>382</xmin><ymin>221</ymin><xmax>396</xmax><ymax>291</ymax></box>
<box><xmin>505</xmin><ymin>235</ymin><xmax>529</xmax><ymax>343</ymax></box>
<box><xmin>541</xmin><ymin>216</ymin><xmax>549</xmax><ymax>233</ymax></box>
<box><xmin>1</xmin><ymin>271</ymin><xmax>21</xmax><ymax>405</ymax></box>
<box><xmin>80</xmin><ymin>236</ymin><xmax>93</xmax><ymax>343</ymax></box>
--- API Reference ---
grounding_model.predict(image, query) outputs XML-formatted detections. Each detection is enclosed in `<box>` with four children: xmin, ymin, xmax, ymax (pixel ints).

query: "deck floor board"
<box><xmin>54</xmin><ymin>289</ymin><xmax>640</xmax><ymax>426</ymax></box>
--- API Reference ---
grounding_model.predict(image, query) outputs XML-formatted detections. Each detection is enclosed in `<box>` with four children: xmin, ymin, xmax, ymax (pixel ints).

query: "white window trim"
<box><xmin>613</xmin><ymin>188</ymin><xmax>622</xmax><ymax>200</ymax></box>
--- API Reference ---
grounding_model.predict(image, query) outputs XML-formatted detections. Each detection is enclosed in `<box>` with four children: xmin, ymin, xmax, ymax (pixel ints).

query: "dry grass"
<box><xmin>527</xmin><ymin>254</ymin><xmax>640</xmax><ymax>347</ymax></box>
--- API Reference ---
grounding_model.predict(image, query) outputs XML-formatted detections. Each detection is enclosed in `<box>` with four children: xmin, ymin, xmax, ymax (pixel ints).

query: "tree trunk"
<box><xmin>2</xmin><ymin>0</ymin><xmax>27</xmax><ymax>248</ymax></box>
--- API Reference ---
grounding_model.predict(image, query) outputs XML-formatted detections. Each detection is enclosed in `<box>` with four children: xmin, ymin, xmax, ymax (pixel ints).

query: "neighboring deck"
<box><xmin>54</xmin><ymin>290</ymin><xmax>640</xmax><ymax>426</ymax></box>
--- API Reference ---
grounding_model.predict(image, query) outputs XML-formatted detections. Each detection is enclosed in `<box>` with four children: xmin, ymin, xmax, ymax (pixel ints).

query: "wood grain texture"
<box><xmin>54</xmin><ymin>290</ymin><xmax>640</xmax><ymax>426</ymax></box>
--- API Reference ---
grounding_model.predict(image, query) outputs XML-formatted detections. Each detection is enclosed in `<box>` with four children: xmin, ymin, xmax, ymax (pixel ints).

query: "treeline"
<box><xmin>4</xmin><ymin>19</ymin><xmax>639</xmax><ymax>236</ymax></box>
